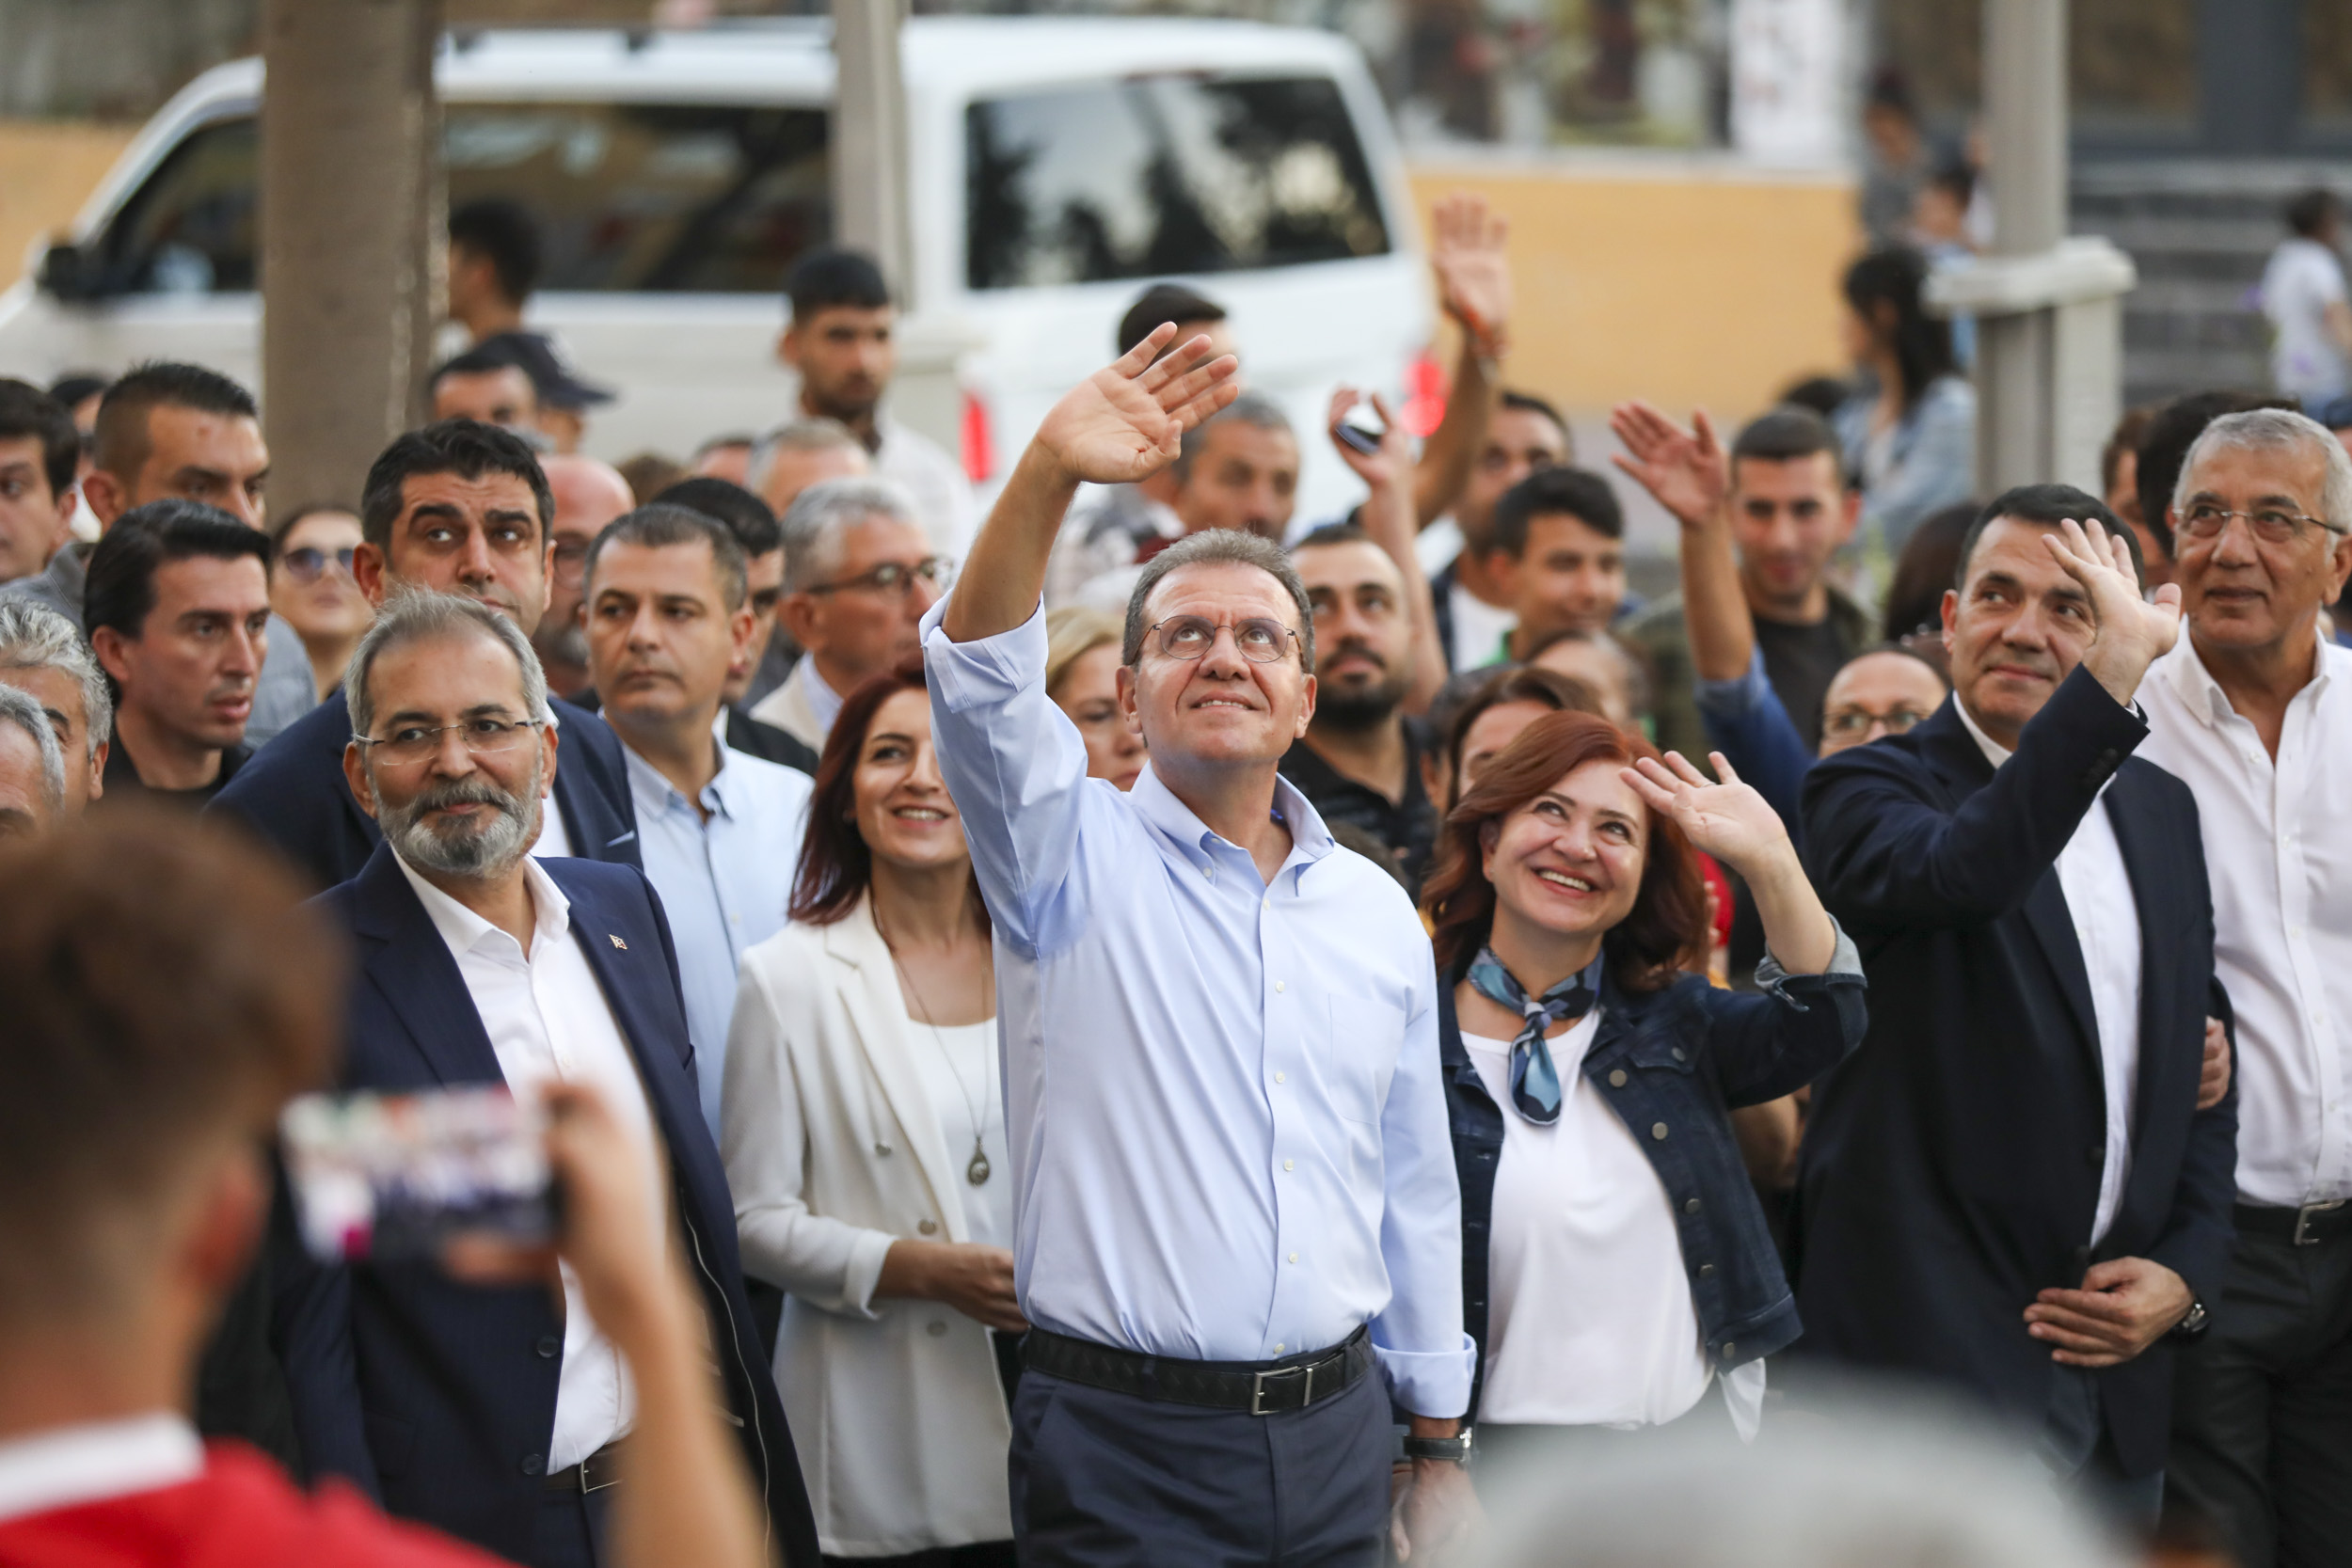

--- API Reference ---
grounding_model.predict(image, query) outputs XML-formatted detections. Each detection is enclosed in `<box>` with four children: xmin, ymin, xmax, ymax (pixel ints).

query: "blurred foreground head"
<box><xmin>1473</xmin><ymin>1392</ymin><xmax>2130</xmax><ymax>1568</ymax></box>
<box><xmin>0</xmin><ymin>811</ymin><xmax>339</xmax><ymax>1338</ymax></box>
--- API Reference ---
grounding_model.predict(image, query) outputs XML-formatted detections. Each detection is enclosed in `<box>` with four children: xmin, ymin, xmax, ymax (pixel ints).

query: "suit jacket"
<box><xmin>722</xmin><ymin>897</ymin><xmax>1012</xmax><ymax>1556</ymax></box>
<box><xmin>725</xmin><ymin>705</ymin><xmax>820</xmax><ymax>775</ymax></box>
<box><xmin>278</xmin><ymin>845</ymin><xmax>819</xmax><ymax>1567</ymax></box>
<box><xmin>209</xmin><ymin>692</ymin><xmax>640</xmax><ymax>890</ymax></box>
<box><xmin>1795</xmin><ymin>668</ymin><xmax>2238</xmax><ymax>1477</ymax></box>
<box><xmin>747</xmin><ymin>661</ymin><xmax>827</xmax><ymax>755</ymax></box>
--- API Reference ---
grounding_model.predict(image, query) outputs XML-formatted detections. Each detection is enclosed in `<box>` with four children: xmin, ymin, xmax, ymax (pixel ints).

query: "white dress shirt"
<box><xmin>874</xmin><ymin>413</ymin><xmax>979</xmax><ymax>561</ymax></box>
<box><xmin>623</xmin><ymin>720</ymin><xmax>813</xmax><ymax>1140</ymax></box>
<box><xmin>921</xmin><ymin>599</ymin><xmax>1475</xmax><ymax>1418</ymax></box>
<box><xmin>524</xmin><ymin>705</ymin><xmax>574</xmax><ymax>860</ymax></box>
<box><xmin>2137</xmin><ymin>634</ymin><xmax>2352</xmax><ymax>1207</ymax></box>
<box><xmin>0</xmin><ymin>1414</ymin><xmax>202</xmax><ymax>1525</ymax></box>
<box><xmin>1959</xmin><ymin>701</ymin><xmax>2145</xmax><ymax>1244</ymax></box>
<box><xmin>394</xmin><ymin>853</ymin><xmax>660</xmax><ymax>1469</ymax></box>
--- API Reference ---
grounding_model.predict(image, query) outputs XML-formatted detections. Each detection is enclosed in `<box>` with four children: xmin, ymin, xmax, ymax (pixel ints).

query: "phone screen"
<box><xmin>281</xmin><ymin>1086</ymin><xmax>553</xmax><ymax>1264</ymax></box>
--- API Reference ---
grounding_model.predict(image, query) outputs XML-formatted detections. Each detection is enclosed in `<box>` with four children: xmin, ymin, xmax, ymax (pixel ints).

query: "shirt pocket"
<box><xmin>1325</xmin><ymin>995</ymin><xmax>1406</xmax><ymax>1127</ymax></box>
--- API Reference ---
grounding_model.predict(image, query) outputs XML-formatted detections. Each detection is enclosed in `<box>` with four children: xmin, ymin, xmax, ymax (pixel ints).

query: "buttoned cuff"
<box><xmin>1374</xmin><ymin>1331</ymin><xmax>1476</xmax><ymax>1421</ymax></box>
<box><xmin>1755</xmin><ymin>917</ymin><xmax>1863</xmax><ymax>997</ymax></box>
<box><xmin>840</xmin><ymin>1227</ymin><xmax>897</xmax><ymax>1320</ymax></box>
<box><xmin>920</xmin><ymin>594</ymin><xmax>1049</xmax><ymax>712</ymax></box>
<box><xmin>1693</xmin><ymin>646</ymin><xmax>1771</xmax><ymax>719</ymax></box>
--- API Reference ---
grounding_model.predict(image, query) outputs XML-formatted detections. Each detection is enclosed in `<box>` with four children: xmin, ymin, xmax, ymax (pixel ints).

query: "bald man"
<box><xmin>538</xmin><ymin>452</ymin><xmax>635</xmax><ymax>698</ymax></box>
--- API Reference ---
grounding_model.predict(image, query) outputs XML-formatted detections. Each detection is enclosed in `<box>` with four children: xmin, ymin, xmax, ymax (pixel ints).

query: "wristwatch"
<box><xmin>1402</xmin><ymin>1430</ymin><xmax>1473</xmax><ymax>1465</ymax></box>
<box><xmin>2167</xmin><ymin>1298</ymin><xmax>2211</xmax><ymax>1343</ymax></box>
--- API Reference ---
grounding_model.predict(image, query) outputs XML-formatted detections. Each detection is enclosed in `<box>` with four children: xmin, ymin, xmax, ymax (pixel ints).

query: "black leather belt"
<box><xmin>544</xmin><ymin>1439</ymin><xmax>626</xmax><ymax>1493</ymax></box>
<box><xmin>2236</xmin><ymin>1200</ymin><xmax>2352</xmax><ymax>1246</ymax></box>
<box><xmin>1024</xmin><ymin>1325</ymin><xmax>1372</xmax><ymax>1415</ymax></box>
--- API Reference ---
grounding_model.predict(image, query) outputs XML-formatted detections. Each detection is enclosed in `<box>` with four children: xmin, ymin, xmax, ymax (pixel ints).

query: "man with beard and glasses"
<box><xmin>278</xmin><ymin>589</ymin><xmax>819</xmax><ymax>1568</ymax></box>
<box><xmin>1279</xmin><ymin>396</ymin><xmax>1447</xmax><ymax>894</ymax></box>
<box><xmin>212</xmin><ymin>420</ymin><xmax>639</xmax><ymax>891</ymax></box>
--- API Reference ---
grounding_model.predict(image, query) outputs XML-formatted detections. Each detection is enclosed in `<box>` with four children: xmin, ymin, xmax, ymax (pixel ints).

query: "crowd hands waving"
<box><xmin>0</xmin><ymin>181</ymin><xmax>2346</xmax><ymax>1568</ymax></box>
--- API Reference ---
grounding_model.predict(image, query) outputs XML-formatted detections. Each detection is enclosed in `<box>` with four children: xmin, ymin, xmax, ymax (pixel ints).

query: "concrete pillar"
<box><xmin>830</xmin><ymin>0</ymin><xmax>913</xmax><ymax>304</ymax></box>
<box><xmin>259</xmin><ymin>0</ymin><xmax>443</xmax><ymax>511</ymax></box>
<box><xmin>1976</xmin><ymin>0</ymin><xmax>2065</xmax><ymax>496</ymax></box>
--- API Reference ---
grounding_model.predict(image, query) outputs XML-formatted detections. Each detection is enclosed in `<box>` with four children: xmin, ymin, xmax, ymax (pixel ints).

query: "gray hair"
<box><xmin>1171</xmin><ymin>390</ymin><xmax>1295</xmax><ymax>486</ymax></box>
<box><xmin>344</xmin><ymin>589</ymin><xmax>552</xmax><ymax>743</ymax></box>
<box><xmin>2175</xmin><ymin>406</ymin><xmax>2352</xmax><ymax>534</ymax></box>
<box><xmin>779</xmin><ymin>476</ymin><xmax>924</xmax><ymax>594</ymax></box>
<box><xmin>746</xmin><ymin>417</ymin><xmax>866</xmax><ymax>496</ymax></box>
<box><xmin>0</xmin><ymin>600</ymin><xmax>112</xmax><ymax>754</ymax></box>
<box><xmin>0</xmin><ymin>681</ymin><xmax>66</xmax><ymax>816</ymax></box>
<box><xmin>1123</xmin><ymin>529</ymin><xmax>1317</xmax><ymax>673</ymax></box>
<box><xmin>583</xmin><ymin>501</ymin><xmax>752</xmax><ymax>610</ymax></box>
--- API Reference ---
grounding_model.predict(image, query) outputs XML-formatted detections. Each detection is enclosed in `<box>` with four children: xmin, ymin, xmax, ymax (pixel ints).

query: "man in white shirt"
<box><xmin>776</xmin><ymin>247</ymin><xmax>977</xmax><ymax>559</ymax></box>
<box><xmin>278</xmin><ymin>589</ymin><xmax>818</xmax><ymax>1568</ymax></box>
<box><xmin>926</xmin><ymin>328</ymin><xmax>1476</xmax><ymax>1566</ymax></box>
<box><xmin>2142</xmin><ymin>408</ymin><xmax>2352</xmax><ymax>1567</ymax></box>
<box><xmin>581</xmin><ymin>502</ymin><xmax>813</xmax><ymax>1141</ymax></box>
<box><xmin>2261</xmin><ymin>190</ymin><xmax>2352</xmax><ymax>404</ymax></box>
<box><xmin>750</xmin><ymin>478</ymin><xmax>942</xmax><ymax>753</ymax></box>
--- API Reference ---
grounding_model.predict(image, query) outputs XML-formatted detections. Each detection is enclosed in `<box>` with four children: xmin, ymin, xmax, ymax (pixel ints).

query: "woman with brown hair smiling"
<box><xmin>1422</xmin><ymin>712</ymin><xmax>1865</xmax><ymax>1459</ymax></box>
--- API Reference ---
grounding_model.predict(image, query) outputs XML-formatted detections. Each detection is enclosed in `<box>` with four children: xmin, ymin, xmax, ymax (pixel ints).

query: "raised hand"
<box><xmin>1608</xmin><ymin>401</ymin><xmax>1728</xmax><ymax>529</ymax></box>
<box><xmin>1031</xmin><ymin>324</ymin><xmax>1240</xmax><ymax>486</ymax></box>
<box><xmin>1430</xmin><ymin>192</ymin><xmax>1511</xmax><ymax>345</ymax></box>
<box><xmin>2041</xmin><ymin>515</ymin><xmax>2183</xmax><ymax>704</ymax></box>
<box><xmin>1621</xmin><ymin>750</ymin><xmax>1792</xmax><ymax>879</ymax></box>
<box><xmin>1327</xmin><ymin>387</ymin><xmax>1411</xmax><ymax>491</ymax></box>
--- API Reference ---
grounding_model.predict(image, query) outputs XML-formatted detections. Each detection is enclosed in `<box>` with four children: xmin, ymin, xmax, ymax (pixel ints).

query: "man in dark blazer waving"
<box><xmin>275</xmin><ymin>589</ymin><xmax>817</xmax><ymax>1568</ymax></box>
<box><xmin>1798</xmin><ymin>485</ymin><xmax>2237</xmax><ymax>1510</ymax></box>
<box><xmin>211</xmin><ymin>420</ymin><xmax>639</xmax><ymax>887</ymax></box>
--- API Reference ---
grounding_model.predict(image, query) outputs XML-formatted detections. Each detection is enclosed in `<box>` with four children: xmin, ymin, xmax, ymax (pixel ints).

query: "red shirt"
<box><xmin>0</xmin><ymin>1444</ymin><xmax>509</xmax><ymax>1568</ymax></box>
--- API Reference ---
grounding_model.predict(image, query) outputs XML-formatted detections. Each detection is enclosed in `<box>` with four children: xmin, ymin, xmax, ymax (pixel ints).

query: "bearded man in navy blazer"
<box><xmin>274</xmin><ymin>589</ymin><xmax>818</xmax><ymax>1568</ymax></box>
<box><xmin>1798</xmin><ymin>485</ymin><xmax>2238</xmax><ymax>1512</ymax></box>
<box><xmin>211</xmin><ymin>420</ymin><xmax>640</xmax><ymax>887</ymax></box>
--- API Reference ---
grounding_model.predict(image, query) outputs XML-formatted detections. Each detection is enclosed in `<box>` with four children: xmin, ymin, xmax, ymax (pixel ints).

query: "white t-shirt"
<box><xmin>2262</xmin><ymin>237</ymin><xmax>2350</xmax><ymax>401</ymax></box>
<box><xmin>902</xmin><ymin>1010</ymin><xmax>1012</xmax><ymax>1250</ymax></box>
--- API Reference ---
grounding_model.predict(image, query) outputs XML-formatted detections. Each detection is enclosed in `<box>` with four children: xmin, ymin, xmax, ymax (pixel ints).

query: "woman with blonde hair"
<box><xmin>1043</xmin><ymin>604</ymin><xmax>1146</xmax><ymax>790</ymax></box>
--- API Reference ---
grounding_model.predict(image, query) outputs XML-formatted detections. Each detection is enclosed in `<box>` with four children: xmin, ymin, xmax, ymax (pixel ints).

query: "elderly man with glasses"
<box><xmin>750</xmin><ymin>477</ymin><xmax>946</xmax><ymax>752</ymax></box>
<box><xmin>2140</xmin><ymin>408</ymin><xmax>2352</xmax><ymax>1568</ymax></box>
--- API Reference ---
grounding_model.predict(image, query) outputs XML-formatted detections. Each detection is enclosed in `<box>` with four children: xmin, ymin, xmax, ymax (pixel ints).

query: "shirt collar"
<box><xmin>2161</xmin><ymin>627</ymin><xmax>2333</xmax><ymax>728</ymax></box>
<box><xmin>1128</xmin><ymin>761</ymin><xmax>1335</xmax><ymax>883</ymax></box>
<box><xmin>795</xmin><ymin>657</ymin><xmax>845</xmax><ymax>737</ymax></box>
<box><xmin>622</xmin><ymin>729</ymin><xmax>737</xmax><ymax>822</ymax></box>
<box><xmin>1953</xmin><ymin>695</ymin><xmax>2012</xmax><ymax>770</ymax></box>
<box><xmin>393</xmin><ymin>848</ymin><xmax>571</xmax><ymax>958</ymax></box>
<box><xmin>0</xmin><ymin>1413</ymin><xmax>202</xmax><ymax>1525</ymax></box>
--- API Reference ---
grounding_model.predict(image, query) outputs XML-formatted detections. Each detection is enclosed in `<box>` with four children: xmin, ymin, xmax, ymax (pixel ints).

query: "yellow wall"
<box><xmin>0</xmin><ymin>119</ymin><xmax>139</xmax><ymax>292</ymax></box>
<box><xmin>1406</xmin><ymin>156</ymin><xmax>1863</xmax><ymax>423</ymax></box>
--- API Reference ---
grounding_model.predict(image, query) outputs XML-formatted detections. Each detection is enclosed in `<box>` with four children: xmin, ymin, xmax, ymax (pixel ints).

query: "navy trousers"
<box><xmin>1009</xmin><ymin>1362</ymin><xmax>1391</xmax><ymax>1567</ymax></box>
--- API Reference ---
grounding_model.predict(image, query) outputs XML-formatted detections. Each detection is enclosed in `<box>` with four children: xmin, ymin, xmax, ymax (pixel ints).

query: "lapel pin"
<box><xmin>609</xmin><ymin>934</ymin><xmax>628</xmax><ymax>950</ymax></box>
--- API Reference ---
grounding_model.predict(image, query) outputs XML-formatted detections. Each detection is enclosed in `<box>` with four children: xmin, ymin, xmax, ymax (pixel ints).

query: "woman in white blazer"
<box><xmin>723</xmin><ymin>657</ymin><xmax>1020</xmax><ymax>1565</ymax></box>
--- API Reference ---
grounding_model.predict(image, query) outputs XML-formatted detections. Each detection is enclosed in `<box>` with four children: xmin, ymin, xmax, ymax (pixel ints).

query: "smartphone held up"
<box><xmin>281</xmin><ymin>1085</ymin><xmax>554</xmax><ymax>1264</ymax></box>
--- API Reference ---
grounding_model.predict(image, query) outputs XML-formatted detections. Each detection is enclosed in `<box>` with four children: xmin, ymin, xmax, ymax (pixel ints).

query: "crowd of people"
<box><xmin>0</xmin><ymin>175</ymin><xmax>2346</xmax><ymax>1568</ymax></box>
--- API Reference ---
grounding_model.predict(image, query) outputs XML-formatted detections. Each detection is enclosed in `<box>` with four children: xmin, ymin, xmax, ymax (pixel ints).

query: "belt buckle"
<box><xmin>1249</xmin><ymin>1363</ymin><xmax>1311</xmax><ymax>1416</ymax></box>
<box><xmin>2295</xmin><ymin>1200</ymin><xmax>2345</xmax><ymax>1246</ymax></box>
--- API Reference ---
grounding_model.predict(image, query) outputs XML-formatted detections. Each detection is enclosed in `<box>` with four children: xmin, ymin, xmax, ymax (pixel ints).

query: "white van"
<box><xmin>0</xmin><ymin>17</ymin><xmax>1430</xmax><ymax>521</ymax></box>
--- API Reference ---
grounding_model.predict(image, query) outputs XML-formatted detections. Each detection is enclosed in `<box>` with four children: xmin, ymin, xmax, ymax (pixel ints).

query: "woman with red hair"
<box><xmin>1422</xmin><ymin>712</ymin><xmax>1864</xmax><ymax>1460</ymax></box>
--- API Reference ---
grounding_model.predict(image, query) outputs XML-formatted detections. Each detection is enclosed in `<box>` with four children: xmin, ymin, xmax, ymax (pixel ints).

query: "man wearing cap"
<box><xmin>476</xmin><ymin>330</ymin><xmax>613</xmax><ymax>456</ymax></box>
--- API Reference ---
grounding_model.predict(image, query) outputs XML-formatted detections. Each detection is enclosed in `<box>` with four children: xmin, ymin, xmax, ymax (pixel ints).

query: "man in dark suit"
<box><xmin>274</xmin><ymin>588</ymin><xmax>818</xmax><ymax>1568</ymax></box>
<box><xmin>211</xmin><ymin>420</ymin><xmax>639</xmax><ymax>887</ymax></box>
<box><xmin>1798</xmin><ymin>484</ymin><xmax>2239</xmax><ymax>1510</ymax></box>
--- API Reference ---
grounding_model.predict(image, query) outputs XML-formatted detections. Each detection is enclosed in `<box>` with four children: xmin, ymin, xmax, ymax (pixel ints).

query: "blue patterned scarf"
<box><xmin>1466</xmin><ymin>948</ymin><xmax>1603</xmax><ymax>1124</ymax></box>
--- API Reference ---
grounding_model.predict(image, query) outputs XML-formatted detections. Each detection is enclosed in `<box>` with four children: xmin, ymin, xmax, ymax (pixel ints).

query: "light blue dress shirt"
<box><xmin>623</xmin><ymin>721</ymin><xmax>813</xmax><ymax>1141</ymax></box>
<box><xmin>920</xmin><ymin>599</ymin><xmax>1474</xmax><ymax>1419</ymax></box>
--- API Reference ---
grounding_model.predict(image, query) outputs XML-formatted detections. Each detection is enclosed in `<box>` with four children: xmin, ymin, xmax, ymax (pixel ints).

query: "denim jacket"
<box><xmin>1442</xmin><ymin>941</ymin><xmax>1867</xmax><ymax>1418</ymax></box>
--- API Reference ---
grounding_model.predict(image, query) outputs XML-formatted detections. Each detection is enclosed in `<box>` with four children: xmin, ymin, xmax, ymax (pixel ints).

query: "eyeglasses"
<box><xmin>1146</xmin><ymin>614</ymin><xmax>1301</xmax><ymax>664</ymax></box>
<box><xmin>1822</xmin><ymin>705</ymin><xmax>1933</xmax><ymax>741</ymax></box>
<box><xmin>2178</xmin><ymin>502</ymin><xmax>2348</xmax><ymax>544</ymax></box>
<box><xmin>551</xmin><ymin>537</ymin><xmax>592</xmax><ymax>588</ymax></box>
<box><xmin>352</xmin><ymin>716</ymin><xmax>547</xmax><ymax>768</ymax></box>
<box><xmin>281</xmin><ymin>546</ymin><xmax>357</xmax><ymax>584</ymax></box>
<box><xmin>807</xmin><ymin>558</ymin><xmax>948</xmax><ymax>598</ymax></box>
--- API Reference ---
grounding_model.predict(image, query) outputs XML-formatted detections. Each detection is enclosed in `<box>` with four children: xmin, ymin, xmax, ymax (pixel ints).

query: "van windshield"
<box><xmin>965</xmin><ymin>73</ymin><xmax>1391</xmax><ymax>291</ymax></box>
<box><xmin>87</xmin><ymin>102</ymin><xmax>829</xmax><ymax>296</ymax></box>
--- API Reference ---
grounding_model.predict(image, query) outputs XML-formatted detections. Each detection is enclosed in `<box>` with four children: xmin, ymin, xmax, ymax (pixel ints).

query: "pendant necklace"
<box><xmin>880</xmin><ymin>911</ymin><xmax>994</xmax><ymax>1186</ymax></box>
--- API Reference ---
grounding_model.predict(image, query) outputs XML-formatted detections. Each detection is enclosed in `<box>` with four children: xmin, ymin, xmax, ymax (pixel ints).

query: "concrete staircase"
<box><xmin>2073</xmin><ymin>158</ymin><xmax>2352</xmax><ymax>412</ymax></box>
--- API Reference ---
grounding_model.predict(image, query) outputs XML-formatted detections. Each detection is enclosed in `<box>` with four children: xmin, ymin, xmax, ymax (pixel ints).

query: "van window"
<box><xmin>87</xmin><ymin>103</ymin><xmax>830</xmax><ymax>296</ymax></box>
<box><xmin>965</xmin><ymin>73</ymin><xmax>1390</xmax><ymax>292</ymax></box>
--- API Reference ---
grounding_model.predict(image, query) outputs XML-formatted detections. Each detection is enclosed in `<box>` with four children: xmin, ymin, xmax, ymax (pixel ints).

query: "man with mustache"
<box><xmin>278</xmin><ymin>589</ymin><xmax>819</xmax><ymax>1568</ymax></box>
<box><xmin>1798</xmin><ymin>485</ymin><xmax>2238</xmax><ymax>1518</ymax></box>
<box><xmin>211</xmin><ymin>420</ymin><xmax>639</xmax><ymax>890</ymax></box>
<box><xmin>84</xmin><ymin>499</ymin><xmax>271</xmax><ymax>806</ymax></box>
<box><xmin>581</xmin><ymin>502</ymin><xmax>813</xmax><ymax>1141</ymax></box>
